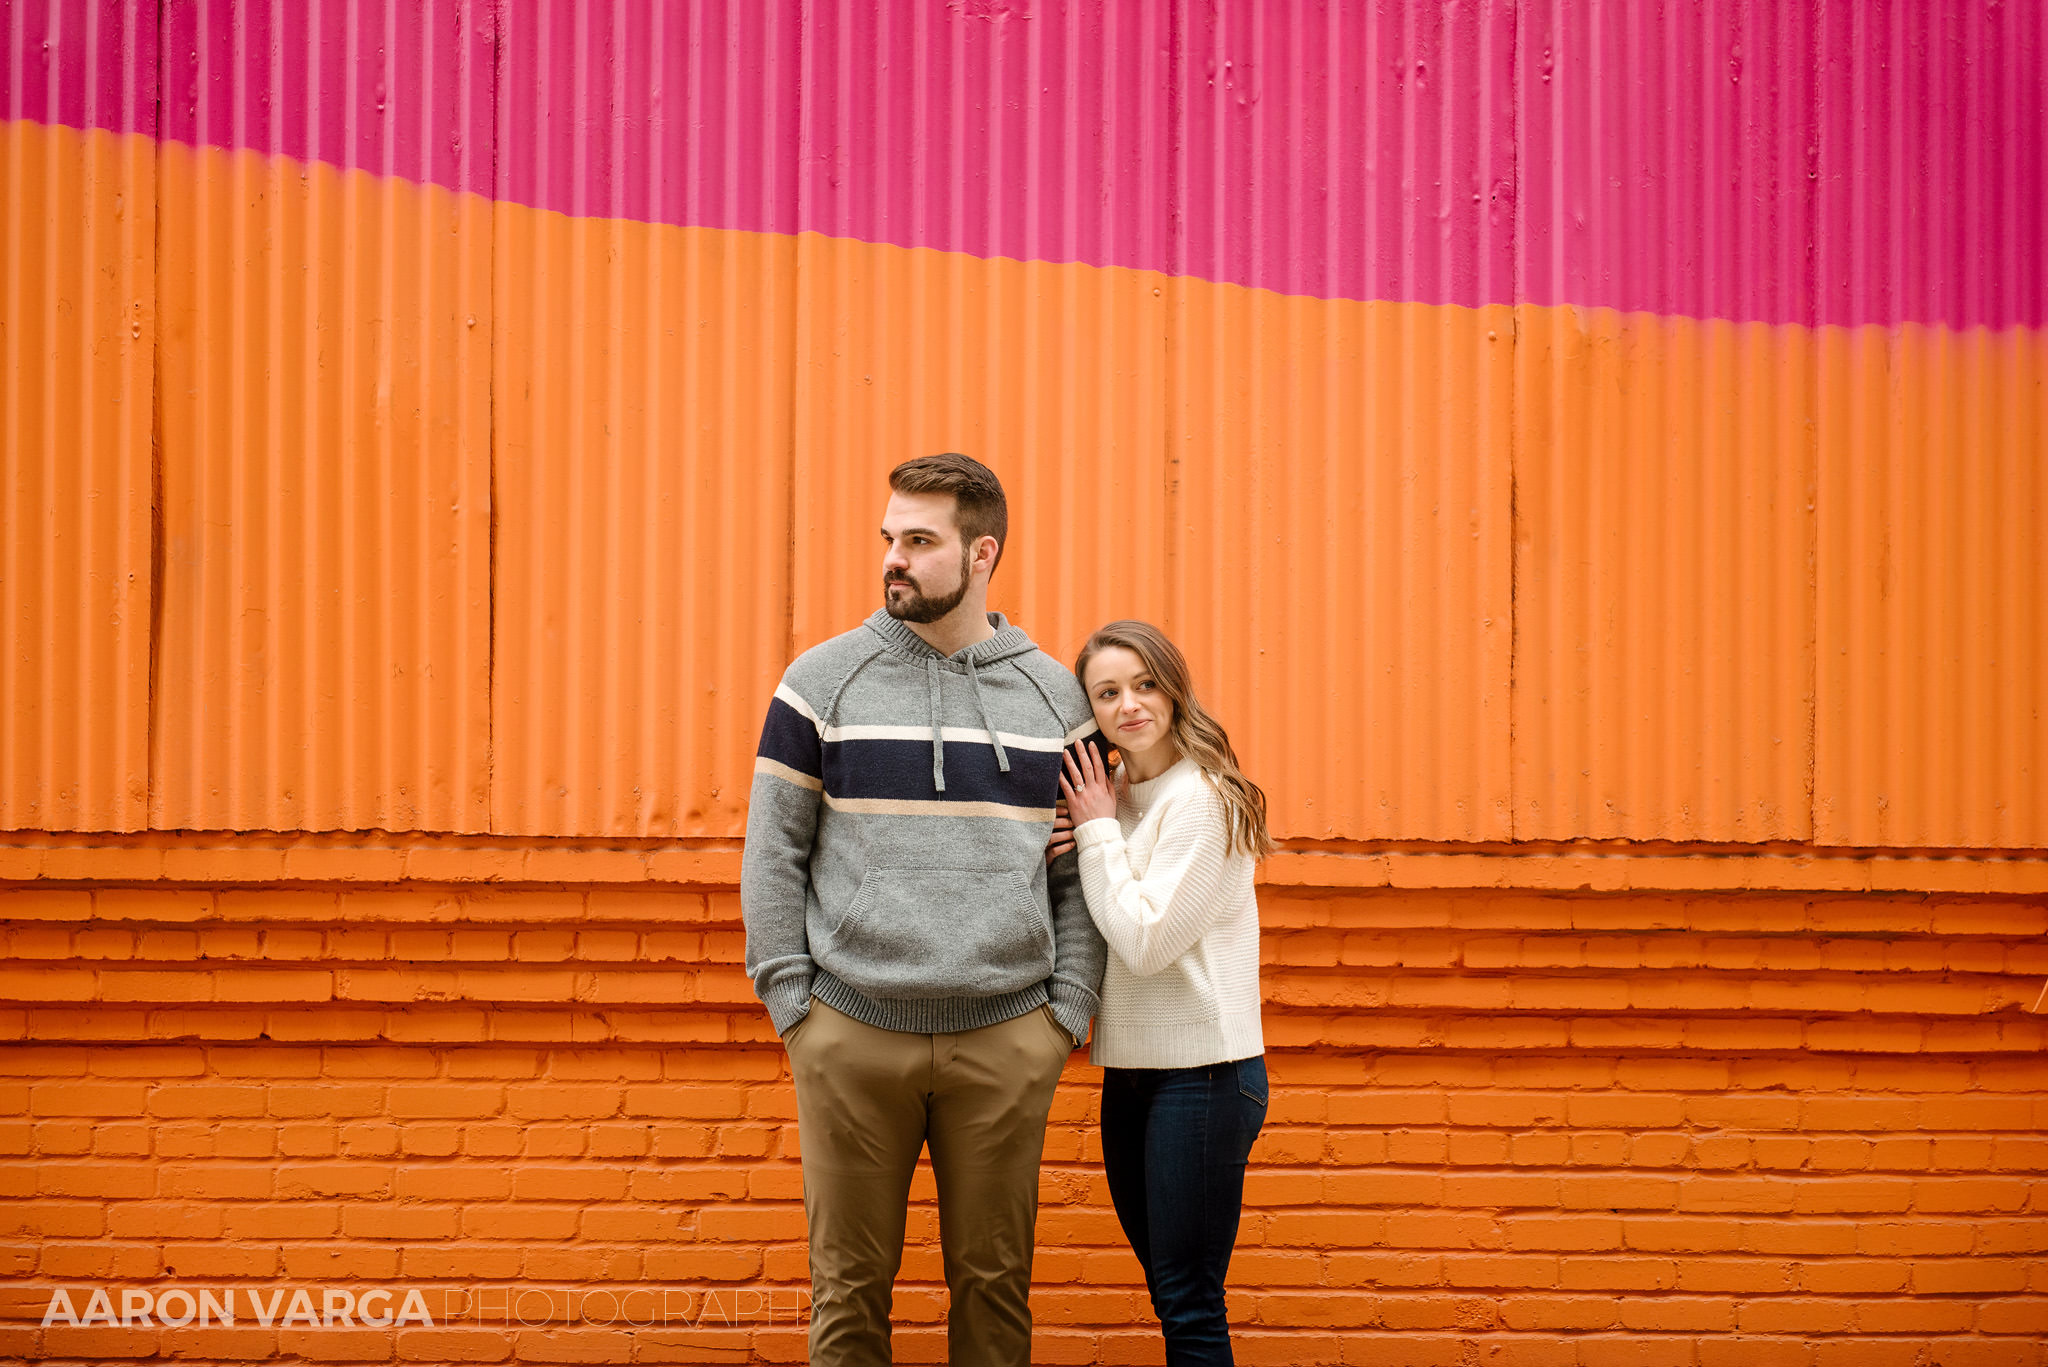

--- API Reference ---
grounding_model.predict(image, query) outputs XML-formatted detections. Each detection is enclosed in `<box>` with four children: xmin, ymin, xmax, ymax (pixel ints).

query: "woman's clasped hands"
<box><xmin>1047</xmin><ymin>743</ymin><xmax>1120</xmax><ymax>861</ymax></box>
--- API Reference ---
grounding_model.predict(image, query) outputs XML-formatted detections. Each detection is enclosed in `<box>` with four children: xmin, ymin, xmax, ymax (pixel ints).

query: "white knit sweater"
<box><xmin>1073</xmin><ymin>755</ymin><xmax>1264</xmax><ymax>1069</ymax></box>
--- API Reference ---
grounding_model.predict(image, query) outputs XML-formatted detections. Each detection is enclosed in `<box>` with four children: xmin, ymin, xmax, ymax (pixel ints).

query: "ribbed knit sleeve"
<box><xmin>1043</xmin><ymin>729</ymin><xmax>1111</xmax><ymax>1043</ymax></box>
<box><xmin>1073</xmin><ymin>782</ymin><xmax>1236</xmax><ymax>979</ymax></box>
<box><xmin>741</xmin><ymin>676</ymin><xmax>824</xmax><ymax>1035</ymax></box>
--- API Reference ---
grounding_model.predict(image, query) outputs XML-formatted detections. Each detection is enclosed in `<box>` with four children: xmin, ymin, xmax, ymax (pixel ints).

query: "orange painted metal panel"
<box><xmin>1512</xmin><ymin>308</ymin><xmax>1817</xmax><ymax>841</ymax></box>
<box><xmin>151</xmin><ymin>141</ymin><xmax>492</xmax><ymax>832</ymax></box>
<box><xmin>789</xmin><ymin>236</ymin><xmax>1172</xmax><ymax>678</ymax></box>
<box><xmin>0</xmin><ymin>120</ymin><xmax>154</xmax><ymax>832</ymax></box>
<box><xmin>1816</xmin><ymin>324</ymin><xmax>2048</xmax><ymax>848</ymax></box>
<box><xmin>489</xmin><ymin>210</ymin><xmax>797</xmax><ymax>838</ymax></box>
<box><xmin>1170</xmin><ymin>287</ymin><xmax>1515</xmax><ymax>842</ymax></box>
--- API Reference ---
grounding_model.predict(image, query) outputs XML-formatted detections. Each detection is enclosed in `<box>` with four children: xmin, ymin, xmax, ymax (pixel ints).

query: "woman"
<box><xmin>1048</xmin><ymin>620</ymin><xmax>1272</xmax><ymax>1366</ymax></box>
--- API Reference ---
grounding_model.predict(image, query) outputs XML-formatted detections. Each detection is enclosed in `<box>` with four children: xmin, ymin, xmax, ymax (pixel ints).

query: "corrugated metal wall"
<box><xmin>4</xmin><ymin>0</ymin><xmax>2044</xmax><ymax>849</ymax></box>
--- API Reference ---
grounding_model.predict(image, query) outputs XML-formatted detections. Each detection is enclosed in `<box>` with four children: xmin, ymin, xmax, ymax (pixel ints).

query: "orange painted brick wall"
<box><xmin>3</xmin><ymin>853</ymin><xmax>2046</xmax><ymax>1365</ymax></box>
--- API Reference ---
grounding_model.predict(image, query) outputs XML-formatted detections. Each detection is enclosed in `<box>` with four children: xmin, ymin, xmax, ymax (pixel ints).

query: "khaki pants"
<box><xmin>785</xmin><ymin>999</ymin><xmax>1074</xmax><ymax>1366</ymax></box>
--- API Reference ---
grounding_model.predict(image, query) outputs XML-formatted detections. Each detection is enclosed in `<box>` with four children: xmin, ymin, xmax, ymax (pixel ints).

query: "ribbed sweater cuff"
<box><xmin>1088</xmin><ymin>1004</ymin><xmax>1264</xmax><ymax>1069</ymax></box>
<box><xmin>759</xmin><ymin>973</ymin><xmax>815</xmax><ymax>1038</ymax></box>
<box><xmin>812</xmin><ymin>970</ymin><xmax>1051</xmax><ymax>1036</ymax></box>
<box><xmin>1073</xmin><ymin>817</ymin><xmax>1122</xmax><ymax>850</ymax></box>
<box><xmin>1046</xmin><ymin>980</ymin><xmax>1099</xmax><ymax>1046</ymax></box>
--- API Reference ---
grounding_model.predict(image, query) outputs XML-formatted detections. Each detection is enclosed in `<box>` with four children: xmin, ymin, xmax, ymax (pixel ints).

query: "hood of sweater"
<box><xmin>821</xmin><ymin>608</ymin><xmax>1060</xmax><ymax>795</ymax></box>
<box><xmin>860</xmin><ymin>607</ymin><xmax>1039</xmax><ymax>671</ymax></box>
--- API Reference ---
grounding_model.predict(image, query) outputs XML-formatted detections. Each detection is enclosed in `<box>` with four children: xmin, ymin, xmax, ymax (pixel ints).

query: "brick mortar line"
<box><xmin>4</xmin><ymin>902</ymin><xmax>2044</xmax><ymax>939</ymax></box>
<box><xmin>4</xmin><ymin>847</ymin><xmax>2048</xmax><ymax>893</ymax></box>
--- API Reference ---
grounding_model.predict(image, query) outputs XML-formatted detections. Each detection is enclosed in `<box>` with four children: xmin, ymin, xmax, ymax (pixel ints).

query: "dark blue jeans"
<box><xmin>1100</xmin><ymin>1055</ymin><xmax>1269</xmax><ymax>1366</ymax></box>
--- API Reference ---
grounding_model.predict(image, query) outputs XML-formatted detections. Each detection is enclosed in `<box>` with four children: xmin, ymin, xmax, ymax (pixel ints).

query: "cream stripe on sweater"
<box><xmin>1073</xmin><ymin>754</ymin><xmax>1264</xmax><ymax>1069</ymax></box>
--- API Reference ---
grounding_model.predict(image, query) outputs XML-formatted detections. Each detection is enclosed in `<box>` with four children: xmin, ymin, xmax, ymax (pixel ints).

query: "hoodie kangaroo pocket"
<box><xmin>825</xmin><ymin>866</ymin><xmax>1056</xmax><ymax>1000</ymax></box>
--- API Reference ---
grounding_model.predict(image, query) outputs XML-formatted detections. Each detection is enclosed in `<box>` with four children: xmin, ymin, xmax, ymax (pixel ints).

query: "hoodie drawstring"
<box><xmin>924</xmin><ymin>654</ymin><xmax>1013</xmax><ymax>795</ymax></box>
<box><xmin>926</xmin><ymin>658</ymin><xmax>948</xmax><ymax>792</ymax></box>
<box><xmin>847</xmin><ymin>625</ymin><xmax>1018</xmax><ymax>796</ymax></box>
<box><xmin>965</xmin><ymin>655</ymin><xmax>1011</xmax><ymax>774</ymax></box>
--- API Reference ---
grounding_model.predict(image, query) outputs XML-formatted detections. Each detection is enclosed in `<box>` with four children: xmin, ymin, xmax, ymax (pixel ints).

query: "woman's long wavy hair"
<box><xmin>1074</xmin><ymin>620</ymin><xmax>1275</xmax><ymax>861</ymax></box>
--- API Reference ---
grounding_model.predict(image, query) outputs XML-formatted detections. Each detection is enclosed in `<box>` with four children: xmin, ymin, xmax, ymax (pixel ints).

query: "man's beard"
<box><xmin>883</xmin><ymin>553</ymin><xmax>972</xmax><ymax>624</ymax></box>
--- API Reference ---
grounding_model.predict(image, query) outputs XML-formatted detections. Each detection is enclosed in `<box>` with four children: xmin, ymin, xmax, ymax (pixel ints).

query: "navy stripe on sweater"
<box><xmin>823</xmin><ymin>737</ymin><xmax>1061</xmax><ymax>805</ymax></box>
<box><xmin>756</xmin><ymin>696</ymin><xmax>823</xmax><ymax>779</ymax></box>
<box><xmin>756</xmin><ymin>696</ymin><xmax>1111</xmax><ymax>812</ymax></box>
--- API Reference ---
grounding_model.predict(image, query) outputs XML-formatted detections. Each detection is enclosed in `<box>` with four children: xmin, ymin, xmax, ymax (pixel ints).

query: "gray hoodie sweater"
<box><xmin>741</xmin><ymin>609</ymin><xmax>1110</xmax><ymax>1043</ymax></box>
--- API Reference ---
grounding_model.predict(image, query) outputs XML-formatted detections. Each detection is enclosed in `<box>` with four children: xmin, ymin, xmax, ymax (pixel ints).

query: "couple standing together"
<box><xmin>742</xmin><ymin>453</ymin><xmax>1272</xmax><ymax>1366</ymax></box>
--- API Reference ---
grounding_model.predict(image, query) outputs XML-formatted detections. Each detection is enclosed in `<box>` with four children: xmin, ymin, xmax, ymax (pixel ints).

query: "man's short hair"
<box><xmin>888</xmin><ymin>453</ymin><xmax>1008</xmax><ymax>577</ymax></box>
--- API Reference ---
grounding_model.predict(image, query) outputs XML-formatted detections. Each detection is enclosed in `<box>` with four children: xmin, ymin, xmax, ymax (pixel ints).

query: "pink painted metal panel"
<box><xmin>792</xmin><ymin>0</ymin><xmax>1176</xmax><ymax>297</ymax></box>
<box><xmin>1809</xmin><ymin>0</ymin><xmax>2046</xmax><ymax>332</ymax></box>
<box><xmin>1518</xmin><ymin>0</ymin><xmax>2045</xmax><ymax>329</ymax></box>
<box><xmin>1518</xmin><ymin>0</ymin><xmax>1820</xmax><ymax>327</ymax></box>
<box><xmin>1168</xmin><ymin>0</ymin><xmax>1517</xmax><ymax>309</ymax></box>
<box><xmin>2</xmin><ymin>0</ymin><xmax>156</xmax><ymax>132</ymax></box>
<box><xmin>493</xmin><ymin>0</ymin><xmax>801</xmax><ymax>230</ymax></box>
<box><xmin>29</xmin><ymin>1</ymin><xmax>2045</xmax><ymax>327</ymax></box>
<box><xmin>159</xmin><ymin>0</ymin><xmax>497</xmax><ymax>194</ymax></box>
<box><xmin>29</xmin><ymin>0</ymin><xmax>1520</xmax><ymax>311</ymax></box>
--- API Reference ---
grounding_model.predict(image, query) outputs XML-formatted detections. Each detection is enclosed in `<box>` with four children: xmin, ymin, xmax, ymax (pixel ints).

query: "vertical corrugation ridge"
<box><xmin>485</xmin><ymin>0</ymin><xmax>505</xmax><ymax>834</ymax></box>
<box><xmin>331</xmin><ymin>0</ymin><xmax>353</xmax><ymax>825</ymax></box>
<box><xmin>261</xmin><ymin>0</ymin><xmax>286</xmax><ymax>825</ymax></box>
<box><xmin>147</xmin><ymin>0</ymin><xmax>168</xmax><ymax>835</ymax></box>
<box><xmin>3</xmin><ymin>6</ymin><xmax>19</xmax><ymax>824</ymax></box>
<box><xmin>558</xmin><ymin>0</ymin><xmax>589</xmax><ymax>835</ymax></box>
<box><xmin>1506</xmin><ymin>0</ymin><xmax>1524</xmax><ymax>842</ymax></box>
<box><xmin>782</xmin><ymin>0</ymin><xmax>806</xmax><ymax>674</ymax></box>
<box><xmin>1161</xmin><ymin>0</ymin><xmax>1186</xmax><ymax>637</ymax></box>
<box><xmin>633</xmin><ymin>0</ymin><xmax>664</xmax><ymax>834</ymax></box>
<box><xmin>380</xmin><ymin>0</ymin><xmax>403</xmax><ymax>825</ymax></box>
<box><xmin>470</xmin><ymin>0</ymin><xmax>497</xmax><ymax>831</ymax></box>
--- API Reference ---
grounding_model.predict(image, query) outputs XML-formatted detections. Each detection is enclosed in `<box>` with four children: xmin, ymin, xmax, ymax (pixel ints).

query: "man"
<box><xmin>741</xmin><ymin>453</ymin><xmax>1110</xmax><ymax>1366</ymax></box>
